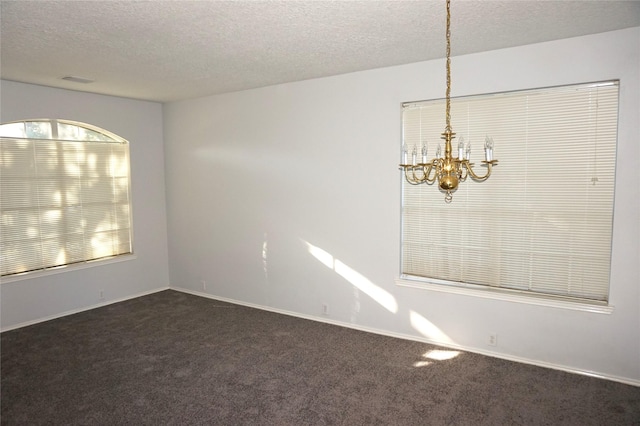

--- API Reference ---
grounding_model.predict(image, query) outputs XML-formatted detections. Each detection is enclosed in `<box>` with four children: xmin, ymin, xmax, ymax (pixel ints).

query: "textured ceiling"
<box><xmin>1</xmin><ymin>0</ymin><xmax>639</xmax><ymax>103</ymax></box>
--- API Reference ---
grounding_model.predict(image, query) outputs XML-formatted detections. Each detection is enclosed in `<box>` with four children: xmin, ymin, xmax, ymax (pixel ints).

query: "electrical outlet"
<box><xmin>488</xmin><ymin>333</ymin><xmax>498</xmax><ymax>346</ymax></box>
<box><xmin>201</xmin><ymin>280</ymin><xmax>206</xmax><ymax>291</ymax></box>
<box><xmin>99</xmin><ymin>290</ymin><xmax>105</xmax><ymax>300</ymax></box>
<box><xmin>322</xmin><ymin>304</ymin><xmax>329</xmax><ymax>315</ymax></box>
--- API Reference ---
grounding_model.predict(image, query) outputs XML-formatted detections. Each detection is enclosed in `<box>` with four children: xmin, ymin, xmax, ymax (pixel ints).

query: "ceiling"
<box><xmin>1</xmin><ymin>1</ymin><xmax>639</xmax><ymax>103</ymax></box>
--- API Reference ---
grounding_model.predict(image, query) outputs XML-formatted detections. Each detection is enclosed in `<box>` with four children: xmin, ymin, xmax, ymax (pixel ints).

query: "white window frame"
<box><xmin>397</xmin><ymin>81</ymin><xmax>619</xmax><ymax>313</ymax></box>
<box><xmin>0</xmin><ymin>119</ymin><xmax>135</xmax><ymax>282</ymax></box>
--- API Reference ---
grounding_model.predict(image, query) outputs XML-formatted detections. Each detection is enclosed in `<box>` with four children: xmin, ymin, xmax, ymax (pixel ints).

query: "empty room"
<box><xmin>1</xmin><ymin>1</ymin><xmax>639</xmax><ymax>424</ymax></box>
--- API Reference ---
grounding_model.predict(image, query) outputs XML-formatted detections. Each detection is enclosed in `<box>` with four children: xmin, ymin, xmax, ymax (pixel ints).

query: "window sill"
<box><xmin>1</xmin><ymin>254</ymin><xmax>137</xmax><ymax>284</ymax></box>
<box><xmin>395</xmin><ymin>277</ymin><xmax>614</xmax><ymax>314</ymax></box>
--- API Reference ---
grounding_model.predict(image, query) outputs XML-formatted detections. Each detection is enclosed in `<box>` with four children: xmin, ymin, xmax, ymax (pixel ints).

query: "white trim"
<box><xmin>172</xmin><ymin>286</ymin><xmax>637</xmax><ymax>388</ymax></box>
<box><xmin>0</xmin><ymin>254</ymin><xmax>138</xmax><ymax>284</ymax></box>
<box><xmin>0</xmin><ymin>286</ymin><xmax>169</xmax><ymax>332</ymax></box>
<box><xmin>395</xmin><ymin>278</ymin><xmax>614</xmax><ymax>314</ymax></box>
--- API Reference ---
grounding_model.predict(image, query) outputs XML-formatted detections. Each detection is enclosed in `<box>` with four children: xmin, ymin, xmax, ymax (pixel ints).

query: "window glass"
<box><xmin>57</xmin><ymin>122</ymin><xmax>118</xmax><ymax>142</ymax></box>
<box><xmin>0</xmin><ymin>122</ymin><xmax>26</xmax><ymax>138</ymax></box>
<box><xmin>25</xmin><ymin>121</ymin><xmax>52</xmax><ymax>139</ymax></box>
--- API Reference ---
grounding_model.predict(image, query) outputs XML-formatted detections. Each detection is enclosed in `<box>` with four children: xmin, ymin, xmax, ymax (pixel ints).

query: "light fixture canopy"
<box><xmin>400</xmin><ymin>0</ymin><xmax>497</xmax><ymax>202</ymax></box>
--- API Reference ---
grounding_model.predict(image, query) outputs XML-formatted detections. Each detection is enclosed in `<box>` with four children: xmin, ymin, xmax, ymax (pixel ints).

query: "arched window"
<box><xmin>0</xmin><ymin>119</ymin><xmax>133</xmax><ymax>277</ymax></box>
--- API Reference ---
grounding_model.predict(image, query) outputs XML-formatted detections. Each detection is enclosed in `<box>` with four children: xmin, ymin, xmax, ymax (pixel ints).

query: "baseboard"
<box><xmin>173</xmin><ymin>286</ymin><xmax>640</xmax><ymax>388</ymax></box>
<box><xmin>0</xmin><ymin>286</ymin><xmax>171</xmax><ymax>333</ymax></box>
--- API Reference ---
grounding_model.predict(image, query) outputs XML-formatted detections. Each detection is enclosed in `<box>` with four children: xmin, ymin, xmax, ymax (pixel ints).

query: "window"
<box><xmin>0</xmin><ymin>119</ymin><xmax>133</xmax><ymax>277</ymax></box>
<box><xmin>400</xmin><ymin>81</ymin><xmax>619</xmax><ymax>303</ymax></box>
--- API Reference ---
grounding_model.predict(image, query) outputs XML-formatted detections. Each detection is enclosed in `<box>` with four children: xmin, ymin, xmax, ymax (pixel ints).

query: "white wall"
<box><xmin>164</xmin><ymin>27</ymin><xmax>640</xmax><ymax>384</ymax></box>
<box><xmin>0</xmin><ymin>81</ymin><xmax>170</xmax><ymax>329</ymax></box>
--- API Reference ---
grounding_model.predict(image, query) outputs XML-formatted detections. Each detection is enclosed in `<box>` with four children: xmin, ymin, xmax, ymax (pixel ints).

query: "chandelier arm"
<box><xmin>404</xmin><ymin>166</ymin><xmax>424</xmax><ymax>184</ymax></box>
<box><xmin>403</xmin><ymin>167</ymin><xmax>419</xmax><ymax>184</ymax></box>
<box><xmin>401</xmin><ymin>163</ymin><xmax>439</xmax><ymax>184</ymax></box>
<box><xmin>411</xmin><ymin>163</ymin><xmax>438</xmax><ymax>184</ymax></box>
<box><xmin>411</xmin><ymin>166</ymin><xmax>425</xmax><ymax>183</ymax></box>
<box><xmin>464</xmin><ymin>161</ymin><xmax>497</xmax><ymax>181</ymax></box>
<box><xmin>423</xmin><ymin>163</ymin><xmax>438</xmax><ymax>183</ymax></box>
<box><xmin>459</xmin><ymin>161</ymin><xmax>468</xmax><ymax>181</ymax></box>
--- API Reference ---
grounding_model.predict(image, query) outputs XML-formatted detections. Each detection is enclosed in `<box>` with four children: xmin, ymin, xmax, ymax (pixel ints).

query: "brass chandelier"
<box><xmin>400</xmin><ymin>0</ymin><xmax>497</xmax><ymax>203</ymax></box>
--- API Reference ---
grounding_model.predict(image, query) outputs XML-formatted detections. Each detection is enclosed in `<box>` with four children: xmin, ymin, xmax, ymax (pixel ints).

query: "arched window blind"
<box><xmin>0</xmin><ymin>119</ymin><xmax>133</xmax><ymax>277</ymax></box>
<box><xmin>401</xmin><ymin>81</ymin><xmax>619</xmax><ymax>303</ymax></box>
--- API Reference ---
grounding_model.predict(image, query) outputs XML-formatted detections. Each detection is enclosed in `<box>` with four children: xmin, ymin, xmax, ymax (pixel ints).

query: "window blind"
<box><xmin>0</xmin><ymin>121</ymin><xmax>133</xmax><ymax>277</ymax></box>
<box><xmin>401</xmin><ymin>81</ymin><xmax>619</xmax><ymax>302</ymax></box>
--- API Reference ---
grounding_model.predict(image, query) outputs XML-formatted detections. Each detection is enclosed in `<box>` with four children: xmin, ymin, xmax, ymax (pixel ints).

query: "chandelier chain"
<box><xmin>445</xmin><ymin>0</ymin><xmax>451</xmax><ymax>132</ymax></box>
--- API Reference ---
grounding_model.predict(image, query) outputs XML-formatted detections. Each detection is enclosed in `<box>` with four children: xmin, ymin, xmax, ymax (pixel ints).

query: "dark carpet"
<box><xmin>1</xmin><ymin>290</ymin><xmax>639</xmax><ymax>425</ymax></box>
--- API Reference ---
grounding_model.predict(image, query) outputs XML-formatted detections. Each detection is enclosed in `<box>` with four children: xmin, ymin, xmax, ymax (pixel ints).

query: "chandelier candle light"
<box><xmin>400</xmin><ymin>0</ymin><xmax>497</xmax><ymax>203</ymax></box>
